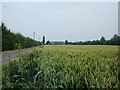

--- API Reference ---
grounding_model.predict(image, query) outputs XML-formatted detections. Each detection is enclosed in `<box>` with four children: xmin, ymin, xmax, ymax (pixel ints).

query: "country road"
<box><xmin>0</xmin><ymin>46</ymin><xmax>41</xmax><ymax>64</ymax></box>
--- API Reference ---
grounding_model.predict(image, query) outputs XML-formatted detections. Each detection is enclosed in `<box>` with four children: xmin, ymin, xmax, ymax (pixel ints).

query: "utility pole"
<box><xmin>33</xmin><ymin>32</ymin><xmax>35</xmax><ymax>40</ymax></box>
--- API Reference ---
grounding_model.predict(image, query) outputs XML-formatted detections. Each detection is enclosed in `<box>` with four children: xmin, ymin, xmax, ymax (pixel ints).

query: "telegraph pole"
<box><xmin>33</xmin><ymin>32</ymin><xmax>35</xmax><ymax>40</ymax></box>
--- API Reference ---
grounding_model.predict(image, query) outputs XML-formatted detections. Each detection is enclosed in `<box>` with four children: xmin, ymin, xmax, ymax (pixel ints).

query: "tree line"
<box><xmin>45</xmin><ymin>35</ymin><xmax>120</xmax><ymax>45</ymax></box>
<box><xmin>64</xmin><ymin>35</ymin><xmax>120</xmax><ymax>45</ymax></box>
<box><xmin>1</xmin><ymin>23</ymin><xmax>42</xmax><ymax>51</ymax></box>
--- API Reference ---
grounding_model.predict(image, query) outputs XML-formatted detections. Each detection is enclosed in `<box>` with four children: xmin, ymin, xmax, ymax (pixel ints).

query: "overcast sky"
<box><xmin>2</xmin><ymin>2</ymin><xmax>118</xmax><ymax>42</ymax></box>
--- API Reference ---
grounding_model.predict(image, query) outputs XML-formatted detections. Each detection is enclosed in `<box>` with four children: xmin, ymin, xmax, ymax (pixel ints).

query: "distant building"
<box><xmin>51</xmin><ymin>41</ymin><xmax>65</xmax><ymax>45</ymax></box>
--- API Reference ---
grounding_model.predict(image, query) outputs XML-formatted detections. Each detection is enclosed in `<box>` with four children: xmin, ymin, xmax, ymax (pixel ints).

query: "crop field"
<box><xmin>2</xmin><ymin>45</ymin><xmax>120</xmax><ymax>88</ymax></box>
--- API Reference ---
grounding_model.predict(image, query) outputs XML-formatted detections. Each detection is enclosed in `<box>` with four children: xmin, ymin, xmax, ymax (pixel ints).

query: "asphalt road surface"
<box><xmin>0</xmin><ymin>46</ymin><xmax>40</xmax><ymax>64</ymax></box>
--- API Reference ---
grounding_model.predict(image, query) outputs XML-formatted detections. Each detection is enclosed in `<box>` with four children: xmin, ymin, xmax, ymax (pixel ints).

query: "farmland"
<box><xmin>2</xmin><ymin>45</ymin><xmax>120</xmax><ymax>88</ymax></box>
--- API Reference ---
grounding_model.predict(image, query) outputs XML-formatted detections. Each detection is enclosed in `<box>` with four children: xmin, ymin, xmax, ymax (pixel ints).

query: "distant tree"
<box><xmin>111</xmin><ymin>34</ymin><xmax>119</xmax><ymax>40</ymax></box>
<box><xmin>42</xmin><ymin>36</ymin><xmax>45</xmax><ymax>45</ymax></box>
<box><xmin>46</xmin><ymin>40</ymin><xmax>51</xmax><ymax>45</ymax></box>
<box><xmin>109</xmin><ymin>34</ymin><xmax>120</xmax><ymax>45</ymax></box>
<box><xmin>99</xmin><ymin>36</ymin><xmax>106</xmax><ymax>45</ymax></box>
<box><xmin>100</xmin><ymin>36</ymin><xmax>106</xmax><ymax>41</ymax></box>
<box><xmin>65</xmin><ymin>40</ymin><xmax>68</xmax><ymax>45</ymax></box>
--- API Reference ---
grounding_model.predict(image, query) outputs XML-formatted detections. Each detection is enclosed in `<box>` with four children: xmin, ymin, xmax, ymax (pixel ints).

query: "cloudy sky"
<box><xmin>2</xmin><ymin>2</ymin><xmax>118</xmax><ymax>42</ymax></box>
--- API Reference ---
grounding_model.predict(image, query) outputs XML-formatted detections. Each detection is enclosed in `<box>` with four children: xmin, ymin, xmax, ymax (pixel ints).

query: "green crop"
<box><xmin>2</xmin><ymin>45</ymin><xmax>120</xmax><ymax>88</ymax></box>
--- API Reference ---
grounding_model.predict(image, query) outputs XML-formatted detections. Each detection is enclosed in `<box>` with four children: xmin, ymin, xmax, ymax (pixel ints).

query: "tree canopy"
<box><xmin>46</xmin><ymin>40</ymin><xmax>51</xmax><ymax>45</ymax></box>
<box><xmin>65</xmin><ymin>35</ymin><xmax>120</xmax><ymax>45</ymax></box>
<box><xmin>42</xmin><ymin>36</ymin><xmax>45</xmax><ymax>45</ymax></box>
<box><xmin>1</xmin><ymin>23</ymin><xmax>42</xmax><ymax>51</ymax></box>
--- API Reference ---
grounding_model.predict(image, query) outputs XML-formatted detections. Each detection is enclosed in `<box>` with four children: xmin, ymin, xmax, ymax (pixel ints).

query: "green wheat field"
<box><xmin>2</xmin><ymin>45</ymin><xmax>120</xmax><ymax>88</ymax></box>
